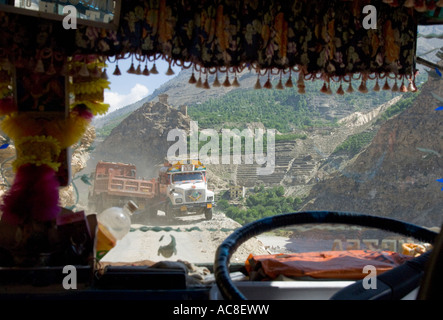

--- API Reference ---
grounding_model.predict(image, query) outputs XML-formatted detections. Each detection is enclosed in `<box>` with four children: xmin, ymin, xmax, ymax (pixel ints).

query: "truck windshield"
<box><xmin>172</xmin><ymin>172</ymin><xmax>204</xmax><ymax>183</ymax></box>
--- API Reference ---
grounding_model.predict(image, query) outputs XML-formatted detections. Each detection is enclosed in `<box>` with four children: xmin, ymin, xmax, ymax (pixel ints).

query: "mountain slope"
<box><xmin>302</xmin><ymin>73</ymin><xmax>443</xmax><ymax>228</ymax></box>
<box><xmin>92</xmin><ymin>100</ymin><xmax>190</xmax><ymax>178</ymax></box>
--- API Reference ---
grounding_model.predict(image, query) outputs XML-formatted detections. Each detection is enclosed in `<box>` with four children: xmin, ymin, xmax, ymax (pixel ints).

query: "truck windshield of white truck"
<box><xmin>172</xmin><ymin>172</ymin><xmax>204</xmax><ymax>183</ymax></box>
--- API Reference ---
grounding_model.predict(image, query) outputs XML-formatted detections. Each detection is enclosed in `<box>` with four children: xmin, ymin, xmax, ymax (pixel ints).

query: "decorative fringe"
<box><xmin>108</xmin><ymin>54</ymin><xmax>418</xmax><ymax>96</ymax></box>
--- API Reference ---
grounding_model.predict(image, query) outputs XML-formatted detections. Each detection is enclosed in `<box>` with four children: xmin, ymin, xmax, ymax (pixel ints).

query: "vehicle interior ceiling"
<box><xmin>0</xmin><ymin>0</ymin><xmax>443</xmax><ymax>300</ymax></box>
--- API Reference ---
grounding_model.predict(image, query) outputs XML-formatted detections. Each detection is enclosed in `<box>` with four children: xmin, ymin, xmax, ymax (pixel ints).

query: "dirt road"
<box><xmin>100</xmin><ymin>212</ymin><xmax>270</xmax><ymax>265</ymax></box>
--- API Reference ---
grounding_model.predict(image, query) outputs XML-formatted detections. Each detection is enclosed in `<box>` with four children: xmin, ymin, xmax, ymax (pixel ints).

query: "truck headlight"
<box><xmin>175</xmin><ymin>198</ymin><xmax>183</xmax><ymax>204</ymax></box>
<box><xmin>207</xmin><ymin>196</ymin><xmax>214</xmax><ymax>201</ymax></box>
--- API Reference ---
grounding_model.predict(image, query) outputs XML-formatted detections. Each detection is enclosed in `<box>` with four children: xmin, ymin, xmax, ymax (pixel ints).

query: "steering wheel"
<box><xmin>214</xmin><ymin>211</ymin><xmax>439</xmax><ymax>300</ymax></box>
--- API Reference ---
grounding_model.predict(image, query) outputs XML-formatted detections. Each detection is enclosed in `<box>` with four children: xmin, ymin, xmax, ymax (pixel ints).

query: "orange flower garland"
<box><xmin>0</xmin><ymin>55</ymin><xmax>110</xmax><ymax>224</ymax></box>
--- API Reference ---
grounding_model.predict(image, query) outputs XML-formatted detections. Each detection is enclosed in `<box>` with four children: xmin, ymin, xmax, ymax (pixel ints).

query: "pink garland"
<box><xmin>0</xmin><ymin>164</ymin><xmax>60</xmax><ymax>224</ymax></box>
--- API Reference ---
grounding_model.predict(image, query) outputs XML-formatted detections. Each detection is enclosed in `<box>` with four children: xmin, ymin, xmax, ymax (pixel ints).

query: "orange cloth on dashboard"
<box><xmin>245</xmin><ymin>250</ymin><xmax>413</xmax><ymax>280</ymax></box>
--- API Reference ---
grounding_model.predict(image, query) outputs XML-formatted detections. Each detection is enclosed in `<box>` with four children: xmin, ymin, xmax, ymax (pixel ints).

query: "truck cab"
<box><xmin>160</xmin><ymin>160</ymin><xmax>214</xmax><ymax>220</ymax></box>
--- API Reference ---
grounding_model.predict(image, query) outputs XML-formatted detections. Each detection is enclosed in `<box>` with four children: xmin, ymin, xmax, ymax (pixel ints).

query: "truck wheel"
<box><xmin>204</xmin><ymin>208</ymin><xmax>213</xmax><ymax>220</ymax></box>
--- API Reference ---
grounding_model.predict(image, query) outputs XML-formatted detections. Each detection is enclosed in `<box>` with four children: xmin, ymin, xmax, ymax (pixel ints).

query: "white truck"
<box><xmin>159</xmin><ymin>159</ymin><xmax>215</xmax><ymax>220</ymax></box>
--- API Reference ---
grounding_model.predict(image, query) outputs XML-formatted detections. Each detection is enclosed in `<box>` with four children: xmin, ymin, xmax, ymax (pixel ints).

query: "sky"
<box><xmin>104</xmin><ymin>58</ymin><xmax>181</xmax><ymax>113</ymax></box>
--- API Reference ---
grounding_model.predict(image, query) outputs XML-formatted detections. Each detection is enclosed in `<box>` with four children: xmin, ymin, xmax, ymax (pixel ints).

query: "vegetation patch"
<box><xmin>333</xmin><ymin>131</ymin><xmax>377</xmax><ymax>157</ymax></box>
<box><xmin>217</xmin><ymin>186</ymin><xmax>303</xmax><ymax>225</ymax></box>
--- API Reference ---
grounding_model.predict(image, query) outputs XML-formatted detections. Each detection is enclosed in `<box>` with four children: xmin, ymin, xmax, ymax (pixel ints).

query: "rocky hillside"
<box><xmin>91</xmin><ymin>99</ymin><xmax>191</xmax><ymax>178</ymax></box>
<box><xmin>301</xmin><ymin>73</ymin><xmax>443</xmax><ymax>228</ymax></box>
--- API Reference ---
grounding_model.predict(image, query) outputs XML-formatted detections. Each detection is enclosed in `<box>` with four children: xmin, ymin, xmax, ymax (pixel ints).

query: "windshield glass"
<box><xmin>27</xmin><ymin>25</ymin><xmax>441</xmax><ymax>271</ymax></box>
<box><xmin>172</xmin><ymin>172</ymin><xmax>204</xmax><ymax>183</ymax></box>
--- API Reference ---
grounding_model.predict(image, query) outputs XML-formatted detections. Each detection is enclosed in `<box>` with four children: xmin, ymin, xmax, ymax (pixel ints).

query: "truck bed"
<box><xmin>94</xmin><ymin>175</ymin><xmax>157</xmax><ymax>198</ymax></box>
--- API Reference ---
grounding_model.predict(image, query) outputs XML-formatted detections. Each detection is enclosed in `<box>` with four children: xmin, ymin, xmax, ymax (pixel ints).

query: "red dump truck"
<box><xmin>88</xmin><ymin>160</ymin><xmax>214</xmax><ymax>221</ymax></box>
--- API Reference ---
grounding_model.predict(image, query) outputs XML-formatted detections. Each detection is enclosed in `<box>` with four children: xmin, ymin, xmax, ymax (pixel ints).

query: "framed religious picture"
<box><xmin>13</xmin><ymin>52</ymin><xmax>72</xmax><ymax>186</ymax></box>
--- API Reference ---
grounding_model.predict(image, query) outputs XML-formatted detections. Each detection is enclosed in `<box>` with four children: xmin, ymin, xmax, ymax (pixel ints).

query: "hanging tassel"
<box><xmin>222</xmin><ymin>74</ymin><xmax>231</xmax><ymax>87</ymax></box>
<box><xmin>254</xmin><ymin>76</ymin><xmax>262</xmax><ymax>89</ymax></box>
<box><xmin>135</xmin><ymin>64</ymin><xmax>142</xmax><ymax>75</ymax></box>
<box><xmin>166</xmin><ymin>63</ymin><xmax>175</xmax><ymax>75</ymax></box>
<box><xmin>78</xmin><ymin>63</ymin><xmax>90</xmax><ymax>77</ymax></box>
<box><xmin>336</xmin><ymin>83</ymin><xmax>345</xmax><ymax>95</ymax></box>
<box><xmin>391</xmin><ymin>81</ymin><xmax>399</xmax><ymax>92</ymax></box>
<box><xmin>358</xmin><ymin>80</ymin><xmax>368</xmax><ymax>93</ymax></box>
<box><xmin>150</xmin><ymin>63</ymin><xmax>159</xmax><ymax>74</ymax></box>
<box><xmin>232</xmin><ymin>75</ymin><xmax>240</xmax><ymax>87</ymax></box>
<box><xmin>408</xmin><ymin>80</ymin><xmax>417</xmax><ymax>92</ymax></box>
<box><xmin>320</xmin><ymin>82</ymin><xmax>328</xmax><ymax>94</ymax></box>
<box><xmin>264</xmin><ymin>73</ymin><xmax>272</xmax><ymax>89</ymax></box>
<box><xmin>346</xmin><ymin>82</ymin><xmax>354</xmax><ymax>93</ymax></box>
<box><xmin>113</xmin><ymin>64</ymin><xmax>121</xmax><ymax>76</ymax></box>
<box><xmin>285</xmin><ymin>75</ymin><xmax>293</xmax><ymax>88</ymax></box>
<box><xmin>203</xmin><ymin>74</ymin><xmax>210</xmax><ymax>89</ymax></box>
<box><xmin>399</xmin><ymin>81</ymin><xmax>408</xmax><ymax>92</ymax></box>
<box><xmin>127</xmin><ymin>63</ymin><xmax>136</xmax><ymax>74</ymax></box>
<box><xmin>188</xmin><ymin>72</ymin><xmax>197</xmax><ymax>84</ymax></box>
<box><xmin>34</xmin><ymin>59</ymin><xmax>45</xmax><ymax>73</ymax></box>
<box><xmin>196</xmin><ymin>74</ymin><xmax>203</xmax><ymax>88</ymax></box>
<box><xmin>101</xmin><ymin>68</ymin><xmax>108</xmax><ymax>80</ymax></box>
<box><xmin>276</xmin><ymin>74</ymin><xmax>284</xmax><ymax>90</ymax></box>
<box><xmin>373</xmin><ymin>80</ymin><xmax>380</xmax><ymax>91</ymax></box>
<box><xmin>297</xmin><ymin>73</ymin><xmax>305</xmax><ymax>91</ymax></box>
<box><xmin>142</xmin><ymin>64</ymin><xmax>150</xmax><ymax>76</ymax></box>
<box><xmin>213</xmin><ymin>73</ymin><xmax>221</xmax><ymax>87</ymax></box>
<box><xmin>382</xmin><ymin>79</ymin><xmax>390</xmax><ymax>90</ymax></box>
